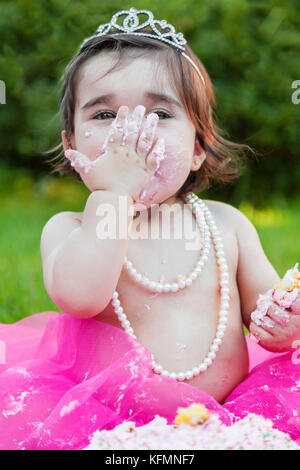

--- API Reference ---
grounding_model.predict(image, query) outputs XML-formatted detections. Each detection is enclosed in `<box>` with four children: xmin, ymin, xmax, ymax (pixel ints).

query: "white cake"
<box><xmin>84</xmin><ymin>404</ymin><xmax>300</xmax><ymax>450</ymax></box>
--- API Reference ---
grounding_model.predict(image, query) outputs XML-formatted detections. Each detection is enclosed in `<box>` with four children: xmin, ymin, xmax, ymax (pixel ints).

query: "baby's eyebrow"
<box><xmin>80</xmin><ymin>91</ymin><xmax>183</xmax><ymax>111</ymax></box>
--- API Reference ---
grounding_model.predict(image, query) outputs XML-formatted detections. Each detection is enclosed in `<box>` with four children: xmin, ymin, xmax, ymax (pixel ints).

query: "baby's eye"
<box><xmin>92</xmin><ymin>110</ymin><xmax>116</xmax><ymax>120</ymax></box>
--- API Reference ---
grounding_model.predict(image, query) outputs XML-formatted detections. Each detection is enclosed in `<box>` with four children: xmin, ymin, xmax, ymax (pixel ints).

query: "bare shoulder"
<box><xmin>202</xmin><ymin>199</ymin><xmax>254</xmax><ymax>235</ymax></box>
<box><xmin>40</xmin><ymin>211</ymin><xmax>83</xmax><ymax>260</ymax></box>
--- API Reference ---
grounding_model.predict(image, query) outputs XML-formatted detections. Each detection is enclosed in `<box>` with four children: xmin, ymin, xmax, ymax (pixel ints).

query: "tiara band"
<box><xmin>79</xmin><ymin>8</ymin><xmax>205</xmax><ymax>86</ymax></box>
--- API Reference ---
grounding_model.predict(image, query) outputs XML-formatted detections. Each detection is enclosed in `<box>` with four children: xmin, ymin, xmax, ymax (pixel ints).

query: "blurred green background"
<box><xmin>0</xmin><ymin>0</ymin><xmax>299</xmax><ymax>323</ymax></box>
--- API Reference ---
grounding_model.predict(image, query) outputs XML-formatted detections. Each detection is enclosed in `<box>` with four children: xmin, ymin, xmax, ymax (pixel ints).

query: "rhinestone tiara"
<box><xmin>80</xmin><ymin>8</ymin><xmax>187</xmax><ymax>52</ymax></box>
<box><xmin>79</xmin><ymin>8</ymin><xmax>205</xmax><ymax>85</ymax></box>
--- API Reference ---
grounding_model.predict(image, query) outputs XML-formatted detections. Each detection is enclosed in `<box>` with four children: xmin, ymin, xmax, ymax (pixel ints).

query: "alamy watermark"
<box><xmin>0</xmin><ymin>80</ymin><xmax>6</xmax><ymax>104</ymax></box>
<box><xmin>291</xmin><ymin>80</ymin><xmax>300</xmax><ymax>104</ymax></box>
<box><xmin>95</xmin><ymin>197</ymin><xmax>202</xmax><ymax>251</ymax></box>
<box><xmin>292</xmin><ymin>340</ymin><xmax>300</xmax><ymax>365</ymax></box>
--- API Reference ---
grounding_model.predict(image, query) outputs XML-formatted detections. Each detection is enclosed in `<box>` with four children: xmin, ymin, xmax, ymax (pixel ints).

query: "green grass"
<box><xmin>0</xmin><ymin>166</ymin><xmax>299</xmax><ymax>324</ymax></box>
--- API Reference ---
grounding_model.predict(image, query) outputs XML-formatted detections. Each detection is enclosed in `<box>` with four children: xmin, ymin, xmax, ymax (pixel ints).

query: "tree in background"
<box><xmin>0</xmin><ymin>0</ymin><xmax>299</xmax><ymax>206</ymax></box>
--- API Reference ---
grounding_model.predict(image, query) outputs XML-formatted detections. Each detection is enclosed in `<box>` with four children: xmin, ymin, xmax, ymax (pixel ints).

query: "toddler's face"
<box><xmin>63</xmin><ymin>51</ymin><xmax>204</xmax><ymax>206</ymax></box>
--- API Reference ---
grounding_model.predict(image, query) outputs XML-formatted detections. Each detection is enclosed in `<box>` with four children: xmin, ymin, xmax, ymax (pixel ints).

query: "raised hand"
<box><xmin>249</xmin><ymin>264</ymin><xmax>300</xmax><ymax>351</ymax></box>
<box><xmin>64</xmin><ymin>105</ymin><xmax>165</xmax><ymax>203</ymax></box>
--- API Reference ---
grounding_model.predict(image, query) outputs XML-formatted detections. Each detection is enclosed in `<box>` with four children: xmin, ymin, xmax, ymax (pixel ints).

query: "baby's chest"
<box><xmin>100</xmin><ymin>222</ymin><xmax>240</xmax><ymax>336</ymax></box>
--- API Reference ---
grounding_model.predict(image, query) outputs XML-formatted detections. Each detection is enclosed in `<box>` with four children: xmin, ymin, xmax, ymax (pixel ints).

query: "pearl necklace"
<box><xmin>124</xmin><ymin>199</ymin><xmax>211</xmax><ymax>292</ymax></box>
<box><xmin>111</xmin><ymin>192</ymin><xmax>230</xmax><ymax>381</ymax></box>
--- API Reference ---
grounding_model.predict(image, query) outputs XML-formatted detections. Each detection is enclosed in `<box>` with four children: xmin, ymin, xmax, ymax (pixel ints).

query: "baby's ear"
<box><xmin>191</xmin><ymin>137</ymin><xmax>206</xmax><ymax>171</ymax></box>
<box><xmin>61</xmin><ymin>130</ymin><xmax>75</xmax><ymax>151</ymax></box>
<box><xmin>194</xmin><ymin>135</ymin><xmax>203</xmax><ymax>156</ymax></box>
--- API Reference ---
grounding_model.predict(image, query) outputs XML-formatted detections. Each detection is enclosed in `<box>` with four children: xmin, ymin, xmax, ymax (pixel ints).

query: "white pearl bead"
<box><xmin>177</xmin><ymin>373</ymin><xmax>186</xmax><ymax>381</ymax></box>
<box><xmin>170</xmin><ymin>372</ymin><xmax>177</xmax><ymax>380</ymax></box>
<box><xmin>219</xmin><ymin>309</ymin><xmax>228</xmax><ymax>317</ymax></box>
<box><xmin>116</xmin><ymin>307</ymin><xmax>123</xmax><ymax>315</ymax></box>
<box><xmin>221</xmin><ymin>302</ymin><xmax>229</xmax><ymax>310</ymax></box>
<box><xmin>186</xmin><ymin>371</ymin><xmax>193</xmax><ymax>379</ymax></box>
<box><xmin>154</xmin><ymin>365</ymin><xmax>163</xmax><ymax>373</ymax></box>
<box><xmin>171</xmin><ymin>283</ymin><xmax>179</xmax><ymax>292</ymax></box>
<box><xmin>204</xmin><ymin>357</ymin><xmax>212</xmax><ymax>366</ymax></box>
<box><xmin>221</xmin><ymin>287</ymin><xmax>229</xmax><ymax>294</ymax></box>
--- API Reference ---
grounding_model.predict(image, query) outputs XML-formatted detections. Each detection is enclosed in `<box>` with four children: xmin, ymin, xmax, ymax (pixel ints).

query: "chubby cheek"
<box><xmin>74</xmin><ymin>123</ymin><xmax>107</xmax><ymax>161</ymax></box>
<box><xmin>138</xmin><ymin>140</ymin><xmax>192</xmax><ymax>206</ymax></box>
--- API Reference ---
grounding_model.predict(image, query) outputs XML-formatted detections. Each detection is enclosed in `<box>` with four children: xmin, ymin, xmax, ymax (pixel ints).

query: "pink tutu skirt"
<box><xmin>0</xmin><ymin>311</ymin><xmax>299</xmax><ymax>450</ymax></box>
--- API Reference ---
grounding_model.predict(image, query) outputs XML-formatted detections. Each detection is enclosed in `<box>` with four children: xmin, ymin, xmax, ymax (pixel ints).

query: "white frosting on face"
<box><xmin>138</xmin><ymin>142</ymin><xmax>190</xmax><ymax>206</ymax></box>
<box><xmin>84</xmin><ymin>129</ymin><xmax>93</xmax><ymax>138</ymax></box>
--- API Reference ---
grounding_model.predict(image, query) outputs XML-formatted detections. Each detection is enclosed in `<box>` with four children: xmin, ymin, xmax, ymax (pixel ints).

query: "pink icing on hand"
<box><xmin>251</xmin><ymin>264</ymin><xmax>300</xmax><ymax>327</ymax></box>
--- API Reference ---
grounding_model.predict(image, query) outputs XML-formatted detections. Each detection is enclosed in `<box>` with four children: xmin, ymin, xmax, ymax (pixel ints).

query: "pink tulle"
<box><xmin>0</xmin><ymin>311</ymin><xmax>299</xmax><ymax>450</ymax></box>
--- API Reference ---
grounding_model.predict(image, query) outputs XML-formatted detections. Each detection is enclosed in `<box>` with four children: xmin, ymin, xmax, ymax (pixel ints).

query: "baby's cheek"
<box><xmin>157</xmin><ymin>148</ymin><xmax>191</xmax><ymax>180</ymax></box>
<box><xmin>76</xmin><ymin>125</ymin><xmax>106</xmax><ymax>161</ymax></box>
<box><xmin>139</xmin><ymin>148</ymin><xmax>191</xmax><ymax>204</ymax></box>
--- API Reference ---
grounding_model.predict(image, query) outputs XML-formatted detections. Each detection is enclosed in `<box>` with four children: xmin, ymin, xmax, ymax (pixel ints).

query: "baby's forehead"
<box><xmin>75</xmin><ymin>52</ymin><xmax>176</xmax><ymax>105</ymax></box>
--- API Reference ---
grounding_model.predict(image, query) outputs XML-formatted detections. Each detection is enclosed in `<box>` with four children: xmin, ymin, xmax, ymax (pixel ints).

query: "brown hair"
<box><xmin>44</xmin><ymin>32</ymin><xmax>257</xmax><ymax>197</ymax></box>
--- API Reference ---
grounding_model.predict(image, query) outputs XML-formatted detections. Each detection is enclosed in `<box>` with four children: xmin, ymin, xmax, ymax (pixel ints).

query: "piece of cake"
<box><xmin>84</xmin><ymin>404</ymin><xmax>300</xmax><ymax>450</ymax></box>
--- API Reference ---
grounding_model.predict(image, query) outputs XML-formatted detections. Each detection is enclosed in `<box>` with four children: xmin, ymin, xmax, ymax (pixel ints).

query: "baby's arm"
<box><xmin>40</xmin><ymin>190</ymin><xmax>133</xmax><ymax>318</ymax></box>
<box><xmin>232</xmin><ymin>206</ymin><xmax>280</xmax><ymax>329</ymax></box>
<box><xmin>232</xmin><ymin>206</ymin><xmax>300</xmax><ymax>352</ymax></box>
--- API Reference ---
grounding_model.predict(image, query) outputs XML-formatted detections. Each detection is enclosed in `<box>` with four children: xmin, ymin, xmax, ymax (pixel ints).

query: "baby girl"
<box><xmin>40</xmin><ymin>10</ymin><xmax>300</xmax><ymax>406</ymax></box>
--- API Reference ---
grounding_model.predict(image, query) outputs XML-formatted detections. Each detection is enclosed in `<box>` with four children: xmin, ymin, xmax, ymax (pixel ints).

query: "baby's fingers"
<box><xmin>146</xmin><ymin>137</ymin><xmax>165</xmax><ymax>172</ymax></box>
<box><xmin>137</xmin><ymin>113</ymin><xmax>159</xmax><ymax>158</ymax></box>
<box><xmin>266</xmin><ymin>304</ymin><xmax>291</xmax><ymax>326</ymax></box>
<box><xmin>249</xmin><ymin>321</ymin><xmax>274</xmax><ymax>345</ymax></box>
